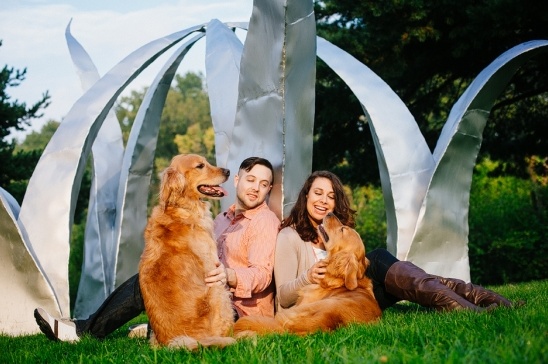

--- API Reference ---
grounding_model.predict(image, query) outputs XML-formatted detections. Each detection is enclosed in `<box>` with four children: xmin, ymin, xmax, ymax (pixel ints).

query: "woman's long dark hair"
<box><xmin>281</xmin><ymin>171</ymin><xmax>356</xmax><ymax>242</ymax></box>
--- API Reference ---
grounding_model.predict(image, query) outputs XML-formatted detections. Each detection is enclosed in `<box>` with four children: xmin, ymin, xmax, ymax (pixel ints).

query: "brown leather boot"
<box><xmin>384</xmin><ymin>261</ymin><xmax>484</xmax><ymax>312</ymax></box>
<box><xmin>437</xmin><ymin>277</ymin><xmax>513</xmax><ymax>308</ymax></box>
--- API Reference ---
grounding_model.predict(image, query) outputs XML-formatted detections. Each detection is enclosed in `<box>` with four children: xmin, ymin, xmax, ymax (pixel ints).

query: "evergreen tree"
<box><xmin>0</xmin><ymin>40</ymin><xmax>50</xmax><ymax>202</ymax></box>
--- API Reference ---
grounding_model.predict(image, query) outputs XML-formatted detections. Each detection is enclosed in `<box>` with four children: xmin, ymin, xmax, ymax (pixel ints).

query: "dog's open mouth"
<box><xmin>318</xmin><ymin>224</ymin><xmax>329</xmax><ymax>243</ymax></box>
<box><xmin>198</xmin><ymin>184</ymin><xmax>228</xmax><ymax>198</ymax></box>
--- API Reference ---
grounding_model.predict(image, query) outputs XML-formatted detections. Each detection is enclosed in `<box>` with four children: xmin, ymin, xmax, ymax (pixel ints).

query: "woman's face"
<box><xmin>306</xmin><ymin>177</ymin><xmax>336</xmax><ymax>226</ymax></box>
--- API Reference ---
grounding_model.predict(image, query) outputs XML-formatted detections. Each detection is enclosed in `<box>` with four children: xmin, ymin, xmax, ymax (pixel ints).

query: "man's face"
<box><xmin>234</xmin><ymin>164</ymin><xmax>273</xmax><ymax>212</ymax></box>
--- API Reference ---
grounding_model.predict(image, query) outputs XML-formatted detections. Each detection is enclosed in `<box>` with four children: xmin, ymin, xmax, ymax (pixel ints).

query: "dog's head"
<box><xmin>159</xmin><ymin>154</ymin><xmax>230</xmax><ymax>206</ymax></box>
<box><xmin>317</xmin><ymin>212</ymin><xmax>368</xmax><ymax>290</ymax></box>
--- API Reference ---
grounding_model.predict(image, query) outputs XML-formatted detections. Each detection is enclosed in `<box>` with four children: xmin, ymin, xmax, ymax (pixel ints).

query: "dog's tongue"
<box><xmin>212</xmin><ymin>186</ymin><xmax>228</xmax><ymax>197</ymax></box>
<box><xmin>198</xmin><ymin>185</ymin><xmax>229</xmax><ymax>197</ymax></box>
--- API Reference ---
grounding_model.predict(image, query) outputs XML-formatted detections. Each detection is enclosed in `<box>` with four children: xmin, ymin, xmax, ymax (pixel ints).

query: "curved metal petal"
<box><xmin>0</xmin><ymin>186</ymin><xmax>20</xmax><ymax>219</ymax></box>
<box><xmin>206</xmin><ymin>19</ymin><xmax>243</xmax><ymax>189</ymax></box>
<box><xmin>0</xmin><ymin>187</ymin><xmax>59</xmax><ymax>335</ymax></box>
<box><xmin>65</xmin><ymin>21</ymin><xmax>126</xmax><ymax>319</ymax></box>
<box><xmin>280</xmin><ymin>0</ymin><xmax>316</xmax><ymax>217</ymax></box>
<box><xmin>316</xmin><ymin>36</ymin><xmax>434</xmax><ymax>256</ymax></box>
<box><xmin>227</xmin><ymin>0</ymin><xmax>316</xmax><ymax>219</ymax></box>
<box><xmin>17</xmin><ymin>24</ymin><xmax>205</xmax><ymax>316</ymax></box>
<box><xmin>113</xmin><ymin>33</ymin><xmax>206</xmax><ymax>293</ymax></box>
<box><xmin>407</xmin><ymin>40</ymin><xmax>548</xmax><ymax>280</ymax></box>
<box><xmin>222</xmin><ymin>22</ymin><xmax>250</xmax><ymax>30</ymax></box>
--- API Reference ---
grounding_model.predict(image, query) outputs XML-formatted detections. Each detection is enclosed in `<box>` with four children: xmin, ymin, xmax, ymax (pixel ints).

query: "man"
<box><xmin>34</xmin><ymin>156</ymin><xmax>280</xmax><ymax>342</ymax></box>
<box><xmin>210</xmin><ymin>156</ymin><xmax>279</xmax><ymax>318</ymax></box>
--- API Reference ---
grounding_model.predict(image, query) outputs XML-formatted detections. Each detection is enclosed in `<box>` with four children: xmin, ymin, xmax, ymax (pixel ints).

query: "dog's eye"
<box><xmin>196</xmin><ymin>163</ymin><xmax>205</xmax><ymax>169</ymax></box>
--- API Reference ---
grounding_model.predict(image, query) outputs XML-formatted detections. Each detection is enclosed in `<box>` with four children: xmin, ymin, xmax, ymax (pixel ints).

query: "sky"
<box><xmin>1</xmin><ymin>0</ymin><xmax>254</xmax><ymax>141</ymax></box>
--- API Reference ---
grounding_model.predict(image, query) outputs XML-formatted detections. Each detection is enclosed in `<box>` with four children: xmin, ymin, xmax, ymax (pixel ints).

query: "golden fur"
<box><xmin>139</xmin><ymin>154</ymin><xmax>235</xmax><ymax>350</ymax></box>
<box><xmin>233</xmin><ymin>212</ymin><xmax>381</xmax><ymax>336</ymax></box>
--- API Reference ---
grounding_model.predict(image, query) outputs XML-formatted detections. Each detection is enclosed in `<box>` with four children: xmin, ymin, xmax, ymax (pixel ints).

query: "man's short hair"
<box><xmin>239</xmin><ymin>157</ymin><xmax>274</xmax><ymax>185</ymax></box>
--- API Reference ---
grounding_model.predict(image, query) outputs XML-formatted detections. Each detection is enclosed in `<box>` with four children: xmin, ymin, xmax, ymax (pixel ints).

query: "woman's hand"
<box><xmin>205</xmin><ymin>261</ymin><xmax>228</xmax><ymax>287</ymax></box>
<box><xmin>307</xmin><ymin>260</ymin><xmax>327</xmax><ymax>284</ymax></box>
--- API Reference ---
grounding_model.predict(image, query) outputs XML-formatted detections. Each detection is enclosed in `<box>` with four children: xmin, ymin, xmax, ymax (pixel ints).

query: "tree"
<box><xmin>158</xmin><ymin>72</ymin><xmax>211</xmax><ymax>164</ymax></box>
<box><xmin>115</xmin><ymin>71</ymin><xmax>211</xmax><ymax>168</ymax></box>
<box><xmin>15</xmin><ymin>120</ymin><xmax>59</xmax><ymax>152</ymax></box>
<box><xmin>0</xmin><ymin>40</ymin><xmax>51</xmax><ymax>202</ymax></box>
<box><xmin>115</xmin><ymin>89</ymin><xmax>144</xmax><ymax>144</ymax></box>
<box><xmin>114</xmin><ymin>71</ymin><xmax>213</xmax><ymax>208</ymax></box>
<box><xmin>313</xmin><ymin>0</ymin><xmax>548</xmax><ymax>185</ymax></box>
<box><xmin>174</xmin><ymin>123</ymin><xmax>216</xmax><ymax>161</ymax></box>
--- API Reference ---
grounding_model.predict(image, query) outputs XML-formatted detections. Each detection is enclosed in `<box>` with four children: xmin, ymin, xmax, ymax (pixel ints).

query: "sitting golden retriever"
<box><xmin>233</xmin><ymin>212</ymin><xmax>381</xmax><ymax>336</ymax></box>
<box><xmin>139</xmin><ymin>154</ymin><xmax>235</xmax><ymax>350</ymax></box>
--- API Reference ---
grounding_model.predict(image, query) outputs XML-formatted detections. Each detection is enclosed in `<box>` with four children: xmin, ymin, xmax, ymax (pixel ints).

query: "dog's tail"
<box><xmin>233</xmin><ymin>315</ymin><xmax>285</xmax><ymax>337</ymax></box>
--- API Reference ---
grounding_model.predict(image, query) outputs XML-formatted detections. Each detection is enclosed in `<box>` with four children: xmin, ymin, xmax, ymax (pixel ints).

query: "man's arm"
<box><xmin>231</xmin><ymin>212</ymin><xmax>279</xmax><ymax>298</ymax></box>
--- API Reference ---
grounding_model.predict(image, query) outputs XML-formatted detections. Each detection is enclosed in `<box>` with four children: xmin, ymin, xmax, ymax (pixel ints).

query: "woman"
<box><xmin>274</xmin><ymin>170</ymin><xmax>514</xmax><ymax>314</ymax></box>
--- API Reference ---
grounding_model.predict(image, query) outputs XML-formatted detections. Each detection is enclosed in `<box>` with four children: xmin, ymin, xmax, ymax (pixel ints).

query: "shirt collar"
<box><xmin>225</xmin><ymin>201</ymin><xmax>269</xmax><ymax>221</ymax></box>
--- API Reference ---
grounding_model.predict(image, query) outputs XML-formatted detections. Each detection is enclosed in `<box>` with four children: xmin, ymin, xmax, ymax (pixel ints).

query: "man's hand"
<box><xmin>226</xmin><ymin>267</ymin><xmax>237</xmax><ymax>288</ymax></box>
<box><xmin>205</xmin><ymin>261</ymin><xmax>228</xmax><ymax>287</ymax></box>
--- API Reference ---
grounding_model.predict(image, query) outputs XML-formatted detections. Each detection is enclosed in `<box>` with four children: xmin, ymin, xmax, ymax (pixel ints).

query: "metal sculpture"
<box><xmin>0</xmin><ymin>0</ymin><xmax>546</xmax><ymax>335</ymax></box>
<box><xmin>316</xmin><ymin>37</ymin><xmax>548</xmax><ymax>280</ymax></box>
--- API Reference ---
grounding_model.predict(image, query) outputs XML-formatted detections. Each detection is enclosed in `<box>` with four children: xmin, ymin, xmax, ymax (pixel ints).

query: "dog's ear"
<box><xmin>343</xmin><ymin>253</ymin><xmax>360</xmax><ymax>290</ymax></box>
<box><xmin>328</xmin><ymin>251</ymin><xmax>361</xmax><ymax>290</ymax></box>
<box><xmin>361</xmin><ymin>255</ymin><xmax>369</xmax><ymax>278</ymax></box>
<box><xmin>159</xmin><ymin>167</ymin><xmax>185</xmax><ymax>206</ymax></box>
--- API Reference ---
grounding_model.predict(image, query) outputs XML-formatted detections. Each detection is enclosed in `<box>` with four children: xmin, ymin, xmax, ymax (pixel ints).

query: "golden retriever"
<box><xmin>139</xmin><ymin>154</ymin><xmax>235</xmax><ymax>350</ymax></box>
<box><xmin>233</xmin><ymin>212</ymin><xmax>381</xmax><ymax>336</ymax></box>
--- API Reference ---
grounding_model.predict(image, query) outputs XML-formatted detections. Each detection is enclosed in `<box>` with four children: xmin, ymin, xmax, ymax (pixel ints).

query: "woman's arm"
<box><xmin>274</xmin><ymin>228</ymin><xmax>312</xmax><ymax>309</ymax></box>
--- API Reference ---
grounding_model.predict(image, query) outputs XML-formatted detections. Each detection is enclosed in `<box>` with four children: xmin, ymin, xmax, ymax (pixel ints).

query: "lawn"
<box><xmin>1</xmin><ymin>279</ymin><xmax>546</xmax><ymax>363</ymax></box>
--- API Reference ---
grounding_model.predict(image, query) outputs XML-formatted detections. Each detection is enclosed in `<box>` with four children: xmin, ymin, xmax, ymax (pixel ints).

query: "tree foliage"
<box><xmin>468</xmin><ymin>158</ymin><xmax>547</xmax><ymax>284</ymax></box>
<box><xmin>174</xmin><ymin>123</ymin><xmax>215</xmax><ymax>161</ymax></box>
<box><xmin>114</xmin><ymin>71</ymin><xmax>212</xmax><ymax>207</ymax></box>
<box><xmin>115</xmin><ymin>72</ymin><xmax>211</xmax><ymax>167</ymax></box>
<box><xmin>15</xmin><ymin>120</ymin><xmax>59</xmax><ymax>152</ymax></box>
<box><xmin>0</xmin><ymin>40</ymin><xmax>51</xmax><ymax>202</ymax></box>
<box><xmin>313</xmin><ymin>0</ymin><xmax>548</xmax><ymax>185</ymax></box>
<box><xmin>157</xmin><ymin>72</ymin><xmax>212</xmax><ymax>167</ymax></box>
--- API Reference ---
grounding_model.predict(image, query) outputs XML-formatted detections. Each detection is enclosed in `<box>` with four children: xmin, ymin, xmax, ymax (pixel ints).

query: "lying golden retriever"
<box><xmin>233</xmin><ymin>212</ymin><xmax>381</xmax><ymax>336</ymax></box>
<box><xmin>139</xmin><ymin>154</ymin><xmax>235</xmax><ymax>350</ymax></box>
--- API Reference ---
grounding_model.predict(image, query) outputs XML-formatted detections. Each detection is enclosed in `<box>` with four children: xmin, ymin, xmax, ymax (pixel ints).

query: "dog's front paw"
<box><xmin>167</xmin><ymin>335</ymin><xmax>200</xmax><ymax>350</ymax></box>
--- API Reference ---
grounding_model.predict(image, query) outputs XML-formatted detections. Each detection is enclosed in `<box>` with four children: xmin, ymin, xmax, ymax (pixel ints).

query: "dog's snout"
<box><xmin>221</xmin><ymin>168</ymin><xmax>230</xmax><ymax>177</ymax></box>
<box><xmin>327</xmin><ymin>212</ymin><xmax>334</xmax><ymax>217</ymax></box>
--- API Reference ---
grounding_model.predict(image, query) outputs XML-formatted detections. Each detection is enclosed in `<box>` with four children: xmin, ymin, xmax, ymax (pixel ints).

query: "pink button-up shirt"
<box><xmin>214</xmin><ymin>201</ymin><xmax>280</xmax><ymax>318</ymax></box>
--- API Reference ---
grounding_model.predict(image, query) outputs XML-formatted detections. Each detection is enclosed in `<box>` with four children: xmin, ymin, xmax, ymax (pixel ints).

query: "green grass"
<box><xmin>1</xmin><ymin>280</ymin><xmax>546</xmax><ymax>363</ymax></box>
